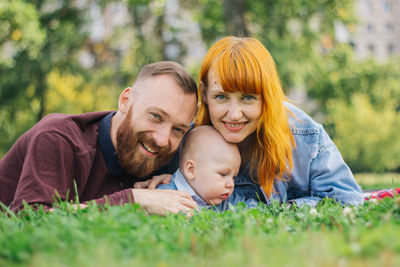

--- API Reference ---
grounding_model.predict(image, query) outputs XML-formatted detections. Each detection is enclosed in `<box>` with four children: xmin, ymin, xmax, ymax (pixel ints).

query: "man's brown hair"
<box><xmin>136</xmin><ymin>61</ymin><xmax>198</xmax><ymax>101</ymax></box>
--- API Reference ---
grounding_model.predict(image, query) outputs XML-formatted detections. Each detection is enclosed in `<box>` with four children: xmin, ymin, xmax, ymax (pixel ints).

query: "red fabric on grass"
<box><xmin>363</xmin><ymin>188</ymin><xmax>400</xmax><ymax>200</ymax></box>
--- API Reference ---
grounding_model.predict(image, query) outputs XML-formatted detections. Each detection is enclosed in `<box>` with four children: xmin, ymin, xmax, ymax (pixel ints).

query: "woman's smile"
<box><xmin>223</xmin><ymin>121</ymin><xmax>247</xmax><ymax>132</ymax></box>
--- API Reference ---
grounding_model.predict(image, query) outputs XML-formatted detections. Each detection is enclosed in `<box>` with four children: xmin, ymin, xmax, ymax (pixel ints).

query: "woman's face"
<box><xmin>203</xmin><ymin>71</ymin><xmax>262</xmax><ymax>144</ymax></box>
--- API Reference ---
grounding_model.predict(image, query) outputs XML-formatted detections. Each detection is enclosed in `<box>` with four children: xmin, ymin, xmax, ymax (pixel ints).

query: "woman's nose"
<box><xmin>227</xmin><ymin>102</ymin><xmax>243</xmax><ymax>120</ymax></box>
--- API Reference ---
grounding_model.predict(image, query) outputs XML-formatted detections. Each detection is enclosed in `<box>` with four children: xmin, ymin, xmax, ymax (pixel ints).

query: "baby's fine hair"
<box><xmin>178</xmin><ymin>126</ymin><xmax>234</xmax><ymax>167</ymax></box>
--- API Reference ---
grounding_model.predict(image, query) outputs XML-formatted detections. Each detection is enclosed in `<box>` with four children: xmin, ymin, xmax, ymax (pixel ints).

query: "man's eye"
<box><xmin>173</xmin><ymin>128</ymin><xmax>185</xmax><ymax>135</ymax></box>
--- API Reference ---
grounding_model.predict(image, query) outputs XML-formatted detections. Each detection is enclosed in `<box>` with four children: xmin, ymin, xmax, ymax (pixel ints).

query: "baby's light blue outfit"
<box><xmin>156</xmin><ymin>169</ymin><xmax>258</xmax><ymax>211</ymax></box>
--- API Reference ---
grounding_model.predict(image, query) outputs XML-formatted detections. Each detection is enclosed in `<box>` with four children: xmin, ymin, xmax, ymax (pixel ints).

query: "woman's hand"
<box><xmin>133</xmin><ymin>174</ymin><xmax>172</xmax><ymax>189</ymax></box>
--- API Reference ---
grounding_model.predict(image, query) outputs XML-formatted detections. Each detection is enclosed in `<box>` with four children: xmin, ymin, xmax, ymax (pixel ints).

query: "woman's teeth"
<box><xmin>226</xmin><ymin>122</ymin><xmax>245</xmax><ymax>128</ymax></box>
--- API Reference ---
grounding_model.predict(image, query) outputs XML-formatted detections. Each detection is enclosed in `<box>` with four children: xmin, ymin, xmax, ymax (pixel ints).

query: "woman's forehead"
<box><xmin>207</xmin><ymin>68</ymin><xmax>261</xmax><ymax>95</ymax></box>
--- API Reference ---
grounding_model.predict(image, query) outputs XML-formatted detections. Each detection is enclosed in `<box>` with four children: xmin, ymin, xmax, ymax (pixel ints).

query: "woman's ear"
<box><xmin>184</xmin><ymin>159</ymin><xmax>196</xmax><ymax>180</ymax></box>
<box><xmin>118</xmin><ymin>87</ymin><xmax>132</xmax><ymax>114</ymax></box>
<box><xmin>199</xmin><ymin>81</ymin><xmax>208</xmax><ymax>105</ymax></box>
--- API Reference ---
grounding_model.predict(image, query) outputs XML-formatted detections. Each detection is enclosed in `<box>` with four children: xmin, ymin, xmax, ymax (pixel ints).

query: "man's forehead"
<box><xmin>133</xmin><ymin>75</ymin><xmax>184</xmax><ymax>96</ymax></box>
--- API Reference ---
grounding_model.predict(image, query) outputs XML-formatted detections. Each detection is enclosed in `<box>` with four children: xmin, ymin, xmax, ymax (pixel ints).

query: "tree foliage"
<box><xmin>189</xmin><ymin>0</ymin><xmax>355</xmax><ymax>89</ymax></box>
<box><xmin>306</xmin><ymin>45</ymin><xmax>400</xmax><ymax>172</ymax></box>
<box><xmin>326</xmin><ymin>94</ymin><xmax>400</xmax><ymax>172</ymax></box>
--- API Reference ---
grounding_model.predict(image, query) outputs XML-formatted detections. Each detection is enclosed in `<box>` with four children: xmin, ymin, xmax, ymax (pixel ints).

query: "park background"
<box><xmin>2</xmin><ymin>1</ymin><xmax>400</xmax><ymax>267</ymax></box>
<box><xmin>1</xmin><ymin>0</ymin><xmax>400</xmax><ymax>178</ymax></box>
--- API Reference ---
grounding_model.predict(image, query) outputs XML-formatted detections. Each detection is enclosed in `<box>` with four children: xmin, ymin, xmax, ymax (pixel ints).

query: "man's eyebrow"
<box><xmin>150</xmin><ymin>107</ymin><xmax>191</xmax><ymax>130</ymax></box>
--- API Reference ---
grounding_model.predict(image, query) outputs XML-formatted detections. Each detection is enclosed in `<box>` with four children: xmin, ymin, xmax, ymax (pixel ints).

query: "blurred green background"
<box><xmin>1</xmin><ymin>0</ymin><xmax>400</xmax><ymax>174</ymax></box>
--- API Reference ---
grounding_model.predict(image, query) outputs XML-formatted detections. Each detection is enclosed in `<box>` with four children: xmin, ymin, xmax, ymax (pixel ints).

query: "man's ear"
<box><xmin>199</xmin><ymin>81</ymin><xmax>208</xmax><ymax>105</ymax></box>
<box><xmin>184</xmin><ymin>159</ymin><xmax>196</xmax><ymax>180</ymax></box>
<box><xmin>118</xmin><ymin>87</ymin><xmax>132</xmax><ymax>114</ymax></box>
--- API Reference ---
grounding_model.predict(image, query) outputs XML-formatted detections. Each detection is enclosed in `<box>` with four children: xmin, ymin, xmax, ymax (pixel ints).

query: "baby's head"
<box><xmin>179</xmin><ymin>126</ymin><xmax>241</xmax><ymax>205</ymax></box>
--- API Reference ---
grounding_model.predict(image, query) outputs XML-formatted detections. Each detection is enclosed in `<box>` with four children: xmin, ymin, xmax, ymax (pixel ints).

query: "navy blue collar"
<box><xmin>99</xmin><ymin>112</ymin><xmax>125</xmax><ymax>176</ymax></box>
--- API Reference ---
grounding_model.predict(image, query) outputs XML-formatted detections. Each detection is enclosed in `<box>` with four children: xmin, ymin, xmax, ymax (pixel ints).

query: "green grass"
<box><xmin>1</xmin><ymin>174</ymin><xmax>400</xmax><ymax>267</ymax></box>
<box><xmin>355</xmin><ymin>173</ymin><xmax>400</xmax><ymax>191</ymax></box>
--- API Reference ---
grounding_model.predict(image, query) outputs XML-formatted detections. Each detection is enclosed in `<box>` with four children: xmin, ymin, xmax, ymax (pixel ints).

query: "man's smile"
<box><xmin>140</xmin><ymin>141</ymin><xmax>159</xmax><ymax>156</ymax></box>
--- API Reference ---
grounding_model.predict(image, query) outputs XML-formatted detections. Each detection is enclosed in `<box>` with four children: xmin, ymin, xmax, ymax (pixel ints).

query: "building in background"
<box><xmin>347</xmin><ymin>0</ymin><xmax>400</xmax><ymax>61</ymax></box>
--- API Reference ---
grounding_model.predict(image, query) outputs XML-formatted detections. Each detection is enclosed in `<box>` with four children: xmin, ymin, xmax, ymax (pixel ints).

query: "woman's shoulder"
<box><xmin>284</xmin><ymin>101</ymin><xmax>323</xmax><ymax>134</ymax></box>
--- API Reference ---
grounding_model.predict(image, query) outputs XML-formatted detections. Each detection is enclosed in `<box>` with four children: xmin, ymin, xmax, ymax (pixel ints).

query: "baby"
<box><xmin>157</xmin><ymin>125</ymin><xmax>257</xmax><ymax>210</ymax></box>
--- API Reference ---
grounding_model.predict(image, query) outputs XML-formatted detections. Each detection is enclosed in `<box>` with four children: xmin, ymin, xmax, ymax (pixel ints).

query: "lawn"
<box><xmin>1</xmin><ymin>174</ymin><xmax>399</xmax><ymax>267</ymax></box>
<box><xmin>355</xmin><ymin>173</ymin><xmax>400</xmax><ymax>191</ymax></box>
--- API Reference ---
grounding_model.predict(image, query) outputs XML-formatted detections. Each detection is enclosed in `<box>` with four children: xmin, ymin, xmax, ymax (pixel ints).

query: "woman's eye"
<box><xmin>214</xmin><ymin>94</ymin><xmax>227</xmax><ymax>100</ymax></box>
<box><xmin>242</xmin><ymin>94</ymin><xmax>257</xmax><ymax>101</ymax></box>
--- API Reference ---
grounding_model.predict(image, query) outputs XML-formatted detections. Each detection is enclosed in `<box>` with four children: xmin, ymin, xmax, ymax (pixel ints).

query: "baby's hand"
<box><xmin>133</xmin><ymin>174</ymin><xmax>172</xmax><ymax>189</ymax></box>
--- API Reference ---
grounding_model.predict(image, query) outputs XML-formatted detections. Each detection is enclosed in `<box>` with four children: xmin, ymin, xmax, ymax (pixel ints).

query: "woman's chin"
<box><xmin>213</xmin><ymin>124</ymin><xmax>251</xmax><ymax>143</ymax></box>
<box><xmin>220</xmin><ymin>133</ymin><xmax>246</xmax><ymax>144</ymax></box>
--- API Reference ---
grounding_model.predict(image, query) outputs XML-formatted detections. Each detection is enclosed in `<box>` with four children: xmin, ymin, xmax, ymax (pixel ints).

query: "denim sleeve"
<box><xmin>291</xmin><ymin>128</ymin><xmax>364</xmax><ymax>207</ymax></box>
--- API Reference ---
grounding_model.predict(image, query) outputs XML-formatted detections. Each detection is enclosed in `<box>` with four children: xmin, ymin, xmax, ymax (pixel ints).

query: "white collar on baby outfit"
<box><xmin>173</xmin><ymin>169</ymin><xmax>209</xmax><ymax>208</ymax></box>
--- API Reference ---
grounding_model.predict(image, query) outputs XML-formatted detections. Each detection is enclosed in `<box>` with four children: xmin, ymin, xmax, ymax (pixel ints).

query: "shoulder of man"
<box><xmin>28</xmin><ymin>111</ymin><xmax>114</xmax><ymax>147</ymax></box>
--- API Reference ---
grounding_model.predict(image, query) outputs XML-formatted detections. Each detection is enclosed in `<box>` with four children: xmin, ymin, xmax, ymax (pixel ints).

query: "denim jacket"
<box><xmin>221</xmin><ymin>102</ymin><xmax>364</xmax><ymax>207</ymax></box>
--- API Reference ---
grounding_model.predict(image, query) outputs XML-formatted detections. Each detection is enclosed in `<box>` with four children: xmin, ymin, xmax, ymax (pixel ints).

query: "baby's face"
<box><xmin>189</xmin><ymin>146</ymin><xmax>240</xmax><ymax>205</ymax></box>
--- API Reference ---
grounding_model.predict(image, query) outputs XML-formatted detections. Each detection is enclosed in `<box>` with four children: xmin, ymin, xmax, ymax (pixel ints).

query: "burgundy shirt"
<box><xmin>0</xmin><ymin>111</ymin><xmax>137</xmax><ymax>211</ymax></box>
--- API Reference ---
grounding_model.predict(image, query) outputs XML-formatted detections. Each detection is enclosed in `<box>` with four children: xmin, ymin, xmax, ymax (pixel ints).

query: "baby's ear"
<box><xmin>184</xmin><ymin>160</ymin><xmax>196</xmax><ymax>180</ymax></box>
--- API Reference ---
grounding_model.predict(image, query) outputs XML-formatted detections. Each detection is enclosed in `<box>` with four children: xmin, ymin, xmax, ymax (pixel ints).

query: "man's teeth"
<box><xmin>226</xmin><ymin>122</ymin><xmax>245</xmax><ymax>128</ymax></box>
<box><xmin>142</xmin><ymin>142</ymin><xmax>157</xmax><ymax>153</ymax></box>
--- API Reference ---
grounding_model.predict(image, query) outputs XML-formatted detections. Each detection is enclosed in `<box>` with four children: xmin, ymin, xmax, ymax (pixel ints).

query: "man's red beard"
<box><xmin>116</xmin><ymin>108</ymin><xmax>174</xmax><ymax>178</ymax></box>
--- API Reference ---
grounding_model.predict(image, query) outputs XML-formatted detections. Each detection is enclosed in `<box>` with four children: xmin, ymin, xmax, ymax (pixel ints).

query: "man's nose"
<box><xmin>228</xmin><ymin>101</ymin><xmax>243</xmax><ymax>120</ymax></box>
<box><xmin>152</xmin><ymin>126</ymin><xmax>171</xmax><ymax>148</ymax></box>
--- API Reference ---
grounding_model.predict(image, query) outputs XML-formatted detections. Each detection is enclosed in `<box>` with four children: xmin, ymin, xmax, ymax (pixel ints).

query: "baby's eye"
<box><xmin>150</xmin><ymin>113</ymin><xmax>161</xmax><ymax>121</ymax></box>
<box><xmin>219</xmin><ymin>172</ymin><xmax>228</xmax><ymax>177</ymax></box>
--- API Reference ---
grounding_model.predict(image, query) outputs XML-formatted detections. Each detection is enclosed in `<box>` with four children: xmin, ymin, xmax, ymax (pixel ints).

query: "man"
<box><xmin>0</xmin><ymin>61</ymin><xmax>198</xmax><ymax>214</ymax></box>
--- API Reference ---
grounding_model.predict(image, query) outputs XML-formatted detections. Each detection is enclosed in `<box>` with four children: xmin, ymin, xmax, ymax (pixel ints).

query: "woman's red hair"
<box><xmin>196</xmin><ymin>36</ymin><xmax>295</xmax><ymax>197</ymax></box>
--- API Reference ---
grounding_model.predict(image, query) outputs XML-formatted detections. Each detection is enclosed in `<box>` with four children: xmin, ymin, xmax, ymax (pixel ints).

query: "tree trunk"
<box><xmin>223</xmin><ymin>0</ymin><xmax>248</xmax><ymax>36</ymax></box>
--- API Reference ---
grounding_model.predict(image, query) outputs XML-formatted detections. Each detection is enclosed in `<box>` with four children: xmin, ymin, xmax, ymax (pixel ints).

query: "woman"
<box><xmin>138</xmin><ymin>36</ymin><xmax>364</xmax><ymax>207</ymax></box>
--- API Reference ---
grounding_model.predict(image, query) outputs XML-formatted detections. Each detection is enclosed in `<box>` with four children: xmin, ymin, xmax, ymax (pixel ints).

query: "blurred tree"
<box><xmin>305</xmin><ymin>45</ymin><xmax>400</xmax><ymax>172</ymax></box>
<box><xmin>326</xmin><ymin>93</ymin><xmax>400</xmax><ymax>172</ymax></box>
<box><xmin>0</xmin><ymin>0</ymin><xmax>45</xmax><ymax>155</ymax></box>
<box><xmin>124</xmin><ymin>0</ymin><xmax>188</xmax><ymax>69</ymax></box>
<box><xmin>0</xmin><ymin>0</ymin><xmax>45</xmax><ymax>69</ymax></box>
<box><xmin>186</xmin><ymin>0</ymin><xmax>355</xmax><ymax>90</ymax></box>
<box><xmin>0</xmin><ymin>0</ymin><xmax>94</xmax><ymax>156</ymax></box>
<box><xmin>306</xmin><ymin>45</ymin><xmax>400</xmax><ymax>111</ymax></box>
<box><xmin>224</xmin><ymin>0</ymin><xmax>248</xmax><ymax>36</ymax></box>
